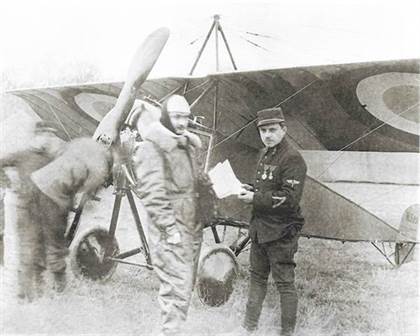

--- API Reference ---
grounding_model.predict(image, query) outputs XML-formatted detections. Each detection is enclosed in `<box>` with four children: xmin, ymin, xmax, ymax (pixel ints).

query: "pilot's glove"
<box><xmin>163</xmin><ymin>224</ymin><xmax>182</xmax><ymax>245</ymax></box>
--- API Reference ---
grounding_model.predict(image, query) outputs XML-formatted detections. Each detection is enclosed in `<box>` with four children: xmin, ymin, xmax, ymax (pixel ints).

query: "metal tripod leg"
<box><xmin>66</xmin><ymin>193</ymin><xmax>91</xmax><ymax>247</ymax></box>
<box><xmin>108</xmin><ymin>191</ymin><xmax>124</xmax><ymax>237</ymax></box>
<box><xmin>126</xmin><ymin>190</ymin><xmax>152</xmax><ymax>266</ymax></box>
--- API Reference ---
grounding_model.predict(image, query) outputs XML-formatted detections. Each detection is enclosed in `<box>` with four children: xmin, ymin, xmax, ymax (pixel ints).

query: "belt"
<box><xmin>167</xmin><ymin>192</ymin><xmax>199</xmax><ymax>200</ymax></box>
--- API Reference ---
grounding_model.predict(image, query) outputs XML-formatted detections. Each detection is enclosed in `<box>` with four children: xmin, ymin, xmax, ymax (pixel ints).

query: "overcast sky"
<box><xmin>1</xmin><ymin>0</ymin><xmax>419</xmax><ymax>86</ymax></box>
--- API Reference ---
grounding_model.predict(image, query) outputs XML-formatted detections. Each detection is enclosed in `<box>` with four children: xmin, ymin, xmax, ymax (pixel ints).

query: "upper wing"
<box><xmin>10</xmin><ymin>58</ymin><xmax>419</xmax><ymax>149</ymax></box>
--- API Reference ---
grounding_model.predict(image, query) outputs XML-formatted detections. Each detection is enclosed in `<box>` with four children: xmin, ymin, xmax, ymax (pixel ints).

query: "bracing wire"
<box><xmin>316</xmin><ymin>102</ymin><xmax>420</xmax><ymax>180</ymax></box>
<box><xmin>210</xmin><ymin>79</ymin><xmax>319</xmax><ymax>151</ymax></box>
<box><xmin>274</xmin><ymin>79</ymin><xmax>319</xmax><ymax>107</ymax></box>
<box><xmin>222</xmin><ymin>24</ymin><xmax>356</xmax><ymax>65</ymax></box>
<box><xmin>185</xmin><ymin>79</ymin><xmax>211</xmax><ymax>94</ymax></box>
<box><xmin>187</xmin><ymin>34</ymin><xmax>206</xmax><ymax>46</ymax></box>
<box><xmin>47</xmin><ymin>104</ymin><xmax>72</xmax><ymax>141</ymax></box>
<box><xmin>361</xmin><ymin>184</ymin><xmax>410</xmax><ymax>206</ymax></box>
<box><xmin>238</xmin><ymin>35</ymin><xmax>270</xmax><ymax>51</ymax></box>
<box><xmin>244</xmin><ymin>31</ymin><xmax>272</xmax><ymax>38</ymax></box>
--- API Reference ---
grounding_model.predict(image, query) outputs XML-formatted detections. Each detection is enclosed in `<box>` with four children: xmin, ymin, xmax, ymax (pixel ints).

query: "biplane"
<box><xmin>6</xmin><ymin>20</ymin><xmax>420</xmax><ymax>305</ymax></box>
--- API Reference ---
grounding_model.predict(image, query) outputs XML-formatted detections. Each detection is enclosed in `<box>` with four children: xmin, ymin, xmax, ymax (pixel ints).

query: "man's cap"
<box><xmin>34</xmin><ymin>120</ymin><xmax>60</xmax><ymax>133</ymax></box>
<box><xmin>256</xmin><ymin>107</ymin><xmax>285</xmax><ymax>127</ymax></box>
<box><xmin>165</xmin><ymin>95</ymin><xmax>191</xmax><ymax>116</ymax></box>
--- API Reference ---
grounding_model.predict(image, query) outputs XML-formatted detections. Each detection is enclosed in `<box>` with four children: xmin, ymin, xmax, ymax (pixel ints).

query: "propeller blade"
<box><xmin>94</xmin><ymin>27</ymin><xmax>170</xmax><ymax>144</ymax></box>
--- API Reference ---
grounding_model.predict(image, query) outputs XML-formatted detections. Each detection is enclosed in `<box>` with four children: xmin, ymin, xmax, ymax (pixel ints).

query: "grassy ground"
<box><xmin>1</xmin><ymin>198</ymin><xmax>419</xmax><ymax>336</ymax></box>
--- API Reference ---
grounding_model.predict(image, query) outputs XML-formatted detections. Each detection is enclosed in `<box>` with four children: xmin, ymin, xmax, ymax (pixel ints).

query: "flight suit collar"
<box><xmin>144</xmin><ymin>122</ymin><xmax>202</xmax><ymax>152</ymax></box>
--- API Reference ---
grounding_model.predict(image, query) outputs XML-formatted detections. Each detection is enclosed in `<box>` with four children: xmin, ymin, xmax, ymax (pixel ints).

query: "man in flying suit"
<box><xmin>237</xmin><ymin>107</ymin><xmax>307</xmax><ymax>336</ymax></box>
<box><xmin>133</xmin><ymin>95</ymin><xmax>203</xmax><ymax>336</ymax></box>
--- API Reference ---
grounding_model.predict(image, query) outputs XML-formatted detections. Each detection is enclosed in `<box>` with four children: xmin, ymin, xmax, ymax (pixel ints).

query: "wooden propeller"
<box><xmin>93</xmin><ymin>27</ymin><xmax>170</xmax><ymax>145</ymax></box>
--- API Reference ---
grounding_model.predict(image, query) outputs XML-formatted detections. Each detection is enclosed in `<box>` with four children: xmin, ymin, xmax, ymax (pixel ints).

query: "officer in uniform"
<box><xmin>237</xmin><ymin>107</ymin><xmax>307</xmax><ymax>336</ymax></box>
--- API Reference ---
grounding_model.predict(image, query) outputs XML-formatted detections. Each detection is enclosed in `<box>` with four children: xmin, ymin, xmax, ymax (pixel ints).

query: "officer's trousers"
<box><xmin>244</xmin><ymin>236</ymin><xmax>299</xmax><ymax>336</ymax></box>
<box><xmin>148</xmin><ymin>206</ymin><xmax>202</xmax><ymax>335</ymax></box>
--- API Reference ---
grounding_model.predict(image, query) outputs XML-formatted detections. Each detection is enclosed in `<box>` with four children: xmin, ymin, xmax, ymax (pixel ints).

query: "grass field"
<box><xmin>1</xmin><ymin>189</ymin><xmax>419</xmax><ymax>336</ymax></box>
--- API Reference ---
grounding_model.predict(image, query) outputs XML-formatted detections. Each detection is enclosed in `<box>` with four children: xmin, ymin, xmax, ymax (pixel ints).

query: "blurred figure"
<box><xmin>30</xmin><ymin>137</ymin><xmax>114</xmax><ymax>293</ymax></box>
<box><xmin>0</xmin><ymin>185</ymin><xmax>6</xmax><ymax>265</ymax></box>
<box><xmin>133</xmin><ymin>95</ymin><xmax>203</xmax><ymax>336</ymax></box>
<box><xmin>0</xmin><ymin>121</ymin><xmax>64</xmax><ymax>301</ymax></box>
<box><xmin>0</xmin><ymin>168</ymin><xmax>10</xmax><ymax>265</ymax></box>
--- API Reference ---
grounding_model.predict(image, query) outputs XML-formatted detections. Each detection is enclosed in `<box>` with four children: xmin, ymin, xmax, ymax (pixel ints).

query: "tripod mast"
<box><xmin>185</xmin><ymin>15</ymin><xmax>238</xmax><ymax>172</ymax></box>
<box><xmin>188</xmin><ymin>14</ymin><xmax>237</xmax><ymax>76</ymax></box>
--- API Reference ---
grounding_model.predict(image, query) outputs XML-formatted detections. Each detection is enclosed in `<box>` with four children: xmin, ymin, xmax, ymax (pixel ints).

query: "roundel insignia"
<box><xmin>356</xmin><ymin>72</ymin><xmax>420</xmax><ymax>136</ymax></box>
<box><xmin>74</xmin><ymin>93</ymin><xmax>117</xmax><ymax>122</ymax></box>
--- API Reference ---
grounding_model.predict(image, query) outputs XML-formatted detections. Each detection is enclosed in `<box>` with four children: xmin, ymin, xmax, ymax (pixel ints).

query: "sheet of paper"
<box><xmin>208</xmin><ymin>160</ymin><xmax>243</xmax><ymax>199</ymax></box>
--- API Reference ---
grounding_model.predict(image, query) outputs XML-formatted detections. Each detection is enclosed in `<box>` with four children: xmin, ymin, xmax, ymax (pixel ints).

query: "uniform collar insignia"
<box><xmin>286</xmin><ymin>179</ymin><xmax>300</xmax><ymax>187</ymax></box>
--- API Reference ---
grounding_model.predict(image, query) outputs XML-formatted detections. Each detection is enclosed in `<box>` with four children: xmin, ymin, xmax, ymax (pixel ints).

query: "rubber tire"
<box><xmin>196</xmin><ymin>244</ymin><xmax>239</xmax><ymax>307</ymax></box>
<box><xmin>70</xmin><ymin>226</ymin><xmax>119</xmax><ymax>282</ymax></box>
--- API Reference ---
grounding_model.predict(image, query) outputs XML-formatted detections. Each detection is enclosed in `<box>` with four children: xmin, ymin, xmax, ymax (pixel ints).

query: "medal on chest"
<box><xmin>262</xmin><ymin>164</ymin><xmax>276</xmax><ymax>180</ymax></box>
<box><xmin>261</xmin><ymin>171</ymin><xmax>268</xmax><ymax>180</ymax></box>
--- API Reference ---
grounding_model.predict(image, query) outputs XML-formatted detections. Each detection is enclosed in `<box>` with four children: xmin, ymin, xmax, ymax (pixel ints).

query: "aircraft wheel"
<box><xmin>70</xmin><ymin>226</ymin><xmax>119</xmax><ymax>281</ymax></box>
<box><xmin>196</xmin><ymin>245</ymin><xmax>239</xmax><ymax>307</ymax></box>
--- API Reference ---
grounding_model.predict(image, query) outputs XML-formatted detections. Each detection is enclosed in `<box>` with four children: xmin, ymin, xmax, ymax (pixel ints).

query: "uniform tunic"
<box><xmin>250</xmin><ymin>138</ymin><xmax>307</xmax><ymax>243</ymax></box>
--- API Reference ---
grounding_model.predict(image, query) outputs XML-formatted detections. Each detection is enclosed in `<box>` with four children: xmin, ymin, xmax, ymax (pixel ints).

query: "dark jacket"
<box><xmin>250</xmin><ymin>138</ymin><xmax>307</xmax><ymax>243</ymax></box>
<box><xmin>31</xmin><ymin>138</ymin><xmax>111</xmax><ymax>210</ymax></box>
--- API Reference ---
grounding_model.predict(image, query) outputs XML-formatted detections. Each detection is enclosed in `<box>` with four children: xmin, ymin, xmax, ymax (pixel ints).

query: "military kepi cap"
<box><xmin>256</xmin><ymin>107</ymin><xmax>285</xmax><ymax>127</ymax></box>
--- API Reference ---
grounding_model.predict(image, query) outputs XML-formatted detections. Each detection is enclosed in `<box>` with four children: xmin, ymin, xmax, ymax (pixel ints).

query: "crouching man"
<box><xmin>133</xmin><ymin>95</ymin><xmax>203</xmax><ymax>336</ymax></box>
<box><xmin>30</xmin><ymin>137</ymin><xmax>114</xmax><ymax>293</ymax></box>
<box><xmin>237</xmin><ymin>108</ymin><xmax>307</xmax><ymax>336</ymax></box>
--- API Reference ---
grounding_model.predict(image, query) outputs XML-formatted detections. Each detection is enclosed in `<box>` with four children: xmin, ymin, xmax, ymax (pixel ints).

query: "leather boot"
<box><xmin>243</xmin><ymin>279</ymin><xmax>267</xmax><ymax>331</ymax></box>
<box><xmin>34</xmin><ymin>265</ymin><xmax>46</xmax><ymax>297</ymax></box>
<box><xmin>279</xmin><ymin>290</ymin><xmax>298</xmax><ymax>336</ymax></box>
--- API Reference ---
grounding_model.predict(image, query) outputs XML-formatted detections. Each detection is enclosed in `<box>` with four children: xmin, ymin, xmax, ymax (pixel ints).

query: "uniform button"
<box><xmin>255</xmin><ymin>188</ymin><xmax>259</xmax><ymax>192</ymax></box>
<box><xmin>256</xmin><ymin>179</ymin><xmax>259</xmax><ymax>182</ymax></box>
<box><xmin>257</xmin><ymin>171</ymin><xmax>261</xmax><ymax>175</ymax></box>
